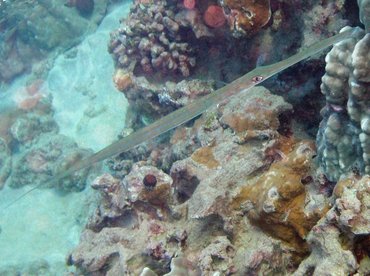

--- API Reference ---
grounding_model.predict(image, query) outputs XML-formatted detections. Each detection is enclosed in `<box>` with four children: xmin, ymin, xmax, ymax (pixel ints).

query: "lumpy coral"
<box><xmin>358</xmin><ymin>0</ymin><xmax>370</xmax><ymax>31</ymax></box>
<box><xmin>316</xmin><ymin>27</ymin><xmax>369</xmax><ymax>181</ymax></box>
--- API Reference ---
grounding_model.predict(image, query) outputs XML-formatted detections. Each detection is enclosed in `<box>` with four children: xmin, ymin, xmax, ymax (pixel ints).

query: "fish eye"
<box><xmin>252</xmin><ymin>76</ymin><xmax>263</xmax><ymax>82</ymax></box>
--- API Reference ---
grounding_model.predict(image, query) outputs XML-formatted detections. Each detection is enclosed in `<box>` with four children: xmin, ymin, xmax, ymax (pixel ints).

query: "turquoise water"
<box><xmin>0</xmin><ymin>0</ymin><xmax>368</xmax><ymax>274</ymax></box>
<box><xmin>0</xmin><ymin>1</ymin><xmax>130</xmax><ymax>273</ymax></box>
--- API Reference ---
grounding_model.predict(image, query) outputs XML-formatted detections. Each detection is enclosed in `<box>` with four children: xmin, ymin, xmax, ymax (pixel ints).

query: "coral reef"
<box><xmin>13</xmin><ymin>79</ymin><xmax>46</xmax><ymax>111</ymax></box>
<box><xmin>10</xmin><ymin>112</ymin><xmax>57</xmax><ymax>147</ymax></box>
<box><xmin>317</xmin><ymin>27</ymin><xmax>369</xmax><ymax>181</ymax></box>
<box><xmin>9</xmin><ymin>134</ymin><xmax>92</xmax><ymax>192</ymax></box>
<box><xmin>221</xmin><ymin>0</ymin><xmax>271</xmax><ymax>37</ymax></box>
<box><xmin>109</xmin><ymin>1</ymin><xmax>198</xmax><ymax>78</ymax></box>
<box><xmin>0</xmin><ymin>0</ymin><xmax>108</xmax><ymax>83</ymax></box>
<box><xmin>333</xmin><ymin>174</ymin><xmax>370</xmax><ymax>235</ymax></box>
<box><xmin>358</xmin><ymin>0</ymin><xmax>370</xmax><ymax>31</ymax></box>
<box><xmin>234</xmin><ymin>140</ymin><xmax>326</xmax><ymax>252</ymax></box>
<box><xmin>1</xmin><ymin>0</ymin><xmax>367</xmax><ymax>275</ymax></box>
<box><xmin>69</xmin><ymin>87</ymin><xmax>312</xmax><ymax>274</ymax></box>
<box><xmin>295</xmin><ymin>174</ymin><xmax>370</xmax><ymax>275</ymax></box>
<box><xmin>203</xmin><ymin>5</ymin><xmax>226</xmax><ymax>28</ymax></box>
<box><xmin>116</xmin><ymin>74</ymin><xmax>214</xmax><ymax>123</ymax></box>
<box><xmin>299</xmin><ymin>1</ymin><xmax>349</xmax><ymax>46</ymax></box>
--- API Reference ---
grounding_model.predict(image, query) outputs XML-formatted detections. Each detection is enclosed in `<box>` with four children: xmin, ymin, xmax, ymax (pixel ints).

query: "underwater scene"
<box><xmin>0</xmin><ymin>0</ymin><xmax>369</xmax><ymax>275</ymax></box>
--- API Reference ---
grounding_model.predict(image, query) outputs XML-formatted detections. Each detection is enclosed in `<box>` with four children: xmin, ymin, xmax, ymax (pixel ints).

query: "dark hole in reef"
<box><xmin>354</xmin><ymin>234</ymin><xmax>370</xmax><ymax>262</ymax></box>
<box><xmin>277</xmin><ymin>111</ymin><xmax>293</xmax><ymax>137</ymax></box>
<box><xmin>199</xmin><ymin>214</ymin><xmax>225</xmax><ymax>236</ymax></box>
<box><xmin>127</xmin><ymin>253</ymin><xmax>171</xmax><ymax>275</ymax></box>
<box><xmin>173</xmin><ymin>171</ymin><xmax>200</xmax><ymax>203</ymax></box>
<box><xmin>344</xmin><ymin>0</ymin><xmax>362</xmax><ymax>28</ymax></box>
<box><xmin>211</xmin><ymin>254</ymin><xmax>225</xmax><ymax>264</ymax></box>
<box><xmin>76</xmin><ymin>0</ymin><xmax>94</xmax><ymax>17</ymax></box>
<box><xmin>99</xmin><ymin>252</ymin><xmax>120</xmax><ymax>274</ymax></box>
<box><xmin>90</xmin><ymin>209</ymin><xmax>138</xmax><ymax>232</ymax></box>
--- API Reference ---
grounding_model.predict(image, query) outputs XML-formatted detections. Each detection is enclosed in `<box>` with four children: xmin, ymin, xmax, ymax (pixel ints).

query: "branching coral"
<box><xmin>109</xmin><ymin>1</ymin><xmax>197</xmax><ymax>77</ymax></box>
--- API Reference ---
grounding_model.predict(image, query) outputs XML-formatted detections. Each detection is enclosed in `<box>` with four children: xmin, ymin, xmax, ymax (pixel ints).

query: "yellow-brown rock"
<box><xmin>234</xmin><ymin>140</ymin><xmax>327</xmax><ymax>251</ymax></box>
<box><xmin>223</xmin><ymin>0</ymin><xmax>271</xmax><ymax>35</ymax></box>
<box><xmin>191</xmin><ymin>146</ymin><xmax>220</xmax><ymax>169</ymax></box>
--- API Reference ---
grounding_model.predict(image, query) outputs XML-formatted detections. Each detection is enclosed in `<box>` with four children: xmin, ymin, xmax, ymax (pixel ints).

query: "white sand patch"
<box><xmin>0</xmin><ymin>1</ymin><xmax>132</xmax><ymax>273</ymax></box>
<box><xmin>47</xmin><ymin>1</ymin><xmax>131</xmax><ymax>152</ymax></box>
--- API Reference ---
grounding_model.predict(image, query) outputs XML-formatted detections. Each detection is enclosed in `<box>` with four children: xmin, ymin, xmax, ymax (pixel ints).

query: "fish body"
<box><xmin>0</xmin><ymin>27</ymin><xmax>361</xmax><ymax>211</ymax></box>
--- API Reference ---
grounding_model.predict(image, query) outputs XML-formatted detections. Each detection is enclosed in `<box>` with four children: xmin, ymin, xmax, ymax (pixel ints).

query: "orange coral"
<box><xmin>203</xmin><ymin>5</ymin><xmax>226</xmax><ymax>28</ymax></box>
<box><xmin>14</xmin><ymin>79</ymin><xmax>44</xmax><ymax>111</ymax></box>
<box><xmin>223</xmin><ymin>0</ymin><xmax>271</xmax><ymax>35</ymax></box>
<box><xmin>234</xmin><ymin>140</ymin><xmax>328</xmax><ymax>251</ymax></box>
<box><xmin>113</xmin><ymin>69</ymin><xmax>133</xmax><ymax>92</ymax></box>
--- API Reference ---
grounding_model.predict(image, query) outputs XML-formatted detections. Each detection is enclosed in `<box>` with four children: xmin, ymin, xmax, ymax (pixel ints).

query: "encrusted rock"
<box><xmin>294</xmin><ymin>223</ymin><xmax>358</xmax><ymax>276</ymax></box>
<box><xmin>9</xmin><ymin>134</ymin><xmax>91</xmax><ymax>192</ymax></box>
<box><xmin>295</xmin><ymin>174</ymin><xmax>370</xmax><ymax>275</ymax></box>
<box><xmin>332</xmin><ymin>174</ymin><xmax>370</xmax><ymax>235</ymax></box>
<box><xmin>118</xmin><ymin>75</ymin><xmax>214</xmax><ymax>124</ymax></box>
<box><xmin>10</xmin><ymin>113</ymin><xmax>57</xmax><ymax>146</ymax></box>
<box><xmin>235</xmin><ymin>140</ymin><xmax>326</xmax><ymax>251</ymax></box>
<box><xmin>198</xmin><ymin>236</ymin><xmax>235</xmax><ymax>274</ymax></box>
<box><xmin>221</xmin><ymin>0</ymin><xmax>271</xmax><ymax>37</ymax></box>
<box><xmin>123</xmin><ymin>163</ymin><xmax>173</xmax><ymax>208</ymax></box>
<box><xmin>87</xmin><ymin>173</ymin><xmax>129</xmax><ymax>231</ymax></box>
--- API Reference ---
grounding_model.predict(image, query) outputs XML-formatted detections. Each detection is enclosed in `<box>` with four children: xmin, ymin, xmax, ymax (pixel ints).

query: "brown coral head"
<box><xmin>143</xmin><ymin>174</ymin><xmax>157</xmax><ymax>189</ymax></box>
<box><xmin>224</xmin><ymin>0</ymin><xmax>271</xmax><ymax>35</ymax></box>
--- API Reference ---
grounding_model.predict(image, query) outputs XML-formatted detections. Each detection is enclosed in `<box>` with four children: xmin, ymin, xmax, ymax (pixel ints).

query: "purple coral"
<box><xmin>109</xmin><ymin>1</ymin><xmax>196</xmax><ymax>77</ymax></box>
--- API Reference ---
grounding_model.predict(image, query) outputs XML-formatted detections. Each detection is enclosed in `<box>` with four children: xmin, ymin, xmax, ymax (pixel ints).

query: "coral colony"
<box><xmin>0</xmin><ymin>0</ymin><xmax>369</xmax><ymax>275</ymax></box>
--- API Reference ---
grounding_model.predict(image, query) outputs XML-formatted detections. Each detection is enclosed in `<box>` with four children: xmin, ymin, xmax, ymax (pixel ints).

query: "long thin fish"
<box><xmin>2</xmin><ymin>27</ymin><xmax>360</xmax><ymax>210</ymax></box>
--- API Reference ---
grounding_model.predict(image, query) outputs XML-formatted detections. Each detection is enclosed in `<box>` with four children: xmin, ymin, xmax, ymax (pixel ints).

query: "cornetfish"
<box><xmin>2</xmin><ymin>27</ymin><xmax>361</xmax><ymax>211</ymax></box>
